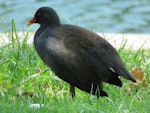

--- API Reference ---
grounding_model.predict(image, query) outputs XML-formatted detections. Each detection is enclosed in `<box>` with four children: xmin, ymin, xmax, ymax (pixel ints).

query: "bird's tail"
<box><xmin>120</xmin><ymin>68</ymin><xmax>136</xmax><ymax>82</ymax></box>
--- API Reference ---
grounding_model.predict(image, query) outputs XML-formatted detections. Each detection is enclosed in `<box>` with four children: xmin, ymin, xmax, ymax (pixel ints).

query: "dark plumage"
<box><xmin>28</xmin><ymin>7</ymin><xmax>136</xmax><ymax>97</ymax></box>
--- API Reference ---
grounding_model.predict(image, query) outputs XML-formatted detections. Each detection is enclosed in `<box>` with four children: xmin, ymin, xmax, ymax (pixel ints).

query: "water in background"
<box><xmin>0</xmin><ymin>0</ymin><xmax>150</xmax><ymax>33</ymax></box>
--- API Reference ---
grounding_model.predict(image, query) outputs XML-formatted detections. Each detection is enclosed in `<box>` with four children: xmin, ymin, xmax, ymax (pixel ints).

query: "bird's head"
<box><xmin>28</xmin><ymin>7</ymin><xmax>61</xmax><ymax>26</ymax></box>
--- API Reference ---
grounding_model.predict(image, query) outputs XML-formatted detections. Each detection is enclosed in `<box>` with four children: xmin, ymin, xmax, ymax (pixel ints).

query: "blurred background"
<box><xmin>0</xmin><ymin>0</ymin><xmax>150</xmax><ymax>33</ymax></box>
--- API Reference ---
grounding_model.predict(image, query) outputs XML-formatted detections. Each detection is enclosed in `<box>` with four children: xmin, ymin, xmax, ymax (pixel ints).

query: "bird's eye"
<box><xmin>37</xmin><ymin>12</ymin><xmax>40</xmax><ymax>17</ymax></box>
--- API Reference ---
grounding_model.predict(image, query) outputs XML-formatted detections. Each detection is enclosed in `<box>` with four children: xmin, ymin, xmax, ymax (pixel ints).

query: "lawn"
<box><xmin>0</xmin><ymin>20</ymin><xmax>149</xmax><ymax>113</ymax></box>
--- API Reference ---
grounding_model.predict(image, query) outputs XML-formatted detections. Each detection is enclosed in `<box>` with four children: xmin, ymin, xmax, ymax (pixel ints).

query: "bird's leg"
<box><xmin>99</xmin><ymin>84</ymin><xmax>108</xmax><ymax>97</ymax></box>
<box><xmin>70</xmin><ymin>84</ymin><xmax>75</xmax><ymax>98</ymax></box>
<box><xmin>96</xmin><ymin>84</ymin><xmax>108</xmax><ymax>98</ymax></box>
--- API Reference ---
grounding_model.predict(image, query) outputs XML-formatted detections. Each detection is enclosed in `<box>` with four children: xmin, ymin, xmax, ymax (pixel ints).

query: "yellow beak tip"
<box><xmin>27</xmin><ymin>22</ymin><xmax>31</xmax><ymax>26</ymax></box>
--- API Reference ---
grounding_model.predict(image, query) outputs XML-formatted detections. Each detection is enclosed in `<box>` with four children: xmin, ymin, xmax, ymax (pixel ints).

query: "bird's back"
<box><xmin>34</xmin><ymin>24</ymin><xmax>136</xmax><ymax>95</ymax></box>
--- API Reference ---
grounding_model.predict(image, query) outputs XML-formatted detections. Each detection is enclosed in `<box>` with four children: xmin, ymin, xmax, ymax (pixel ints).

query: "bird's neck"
<box><xmin>40</xmin><ymin>17</ymin><xmax>61</xmax><ymax>27</ymax></box>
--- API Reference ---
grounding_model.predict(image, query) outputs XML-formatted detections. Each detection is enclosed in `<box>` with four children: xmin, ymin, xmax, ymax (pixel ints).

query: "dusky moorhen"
<box><xmin>28</xmin><ymin>7</ymin><xmax>136</xmax><ymax>97</ymax></box>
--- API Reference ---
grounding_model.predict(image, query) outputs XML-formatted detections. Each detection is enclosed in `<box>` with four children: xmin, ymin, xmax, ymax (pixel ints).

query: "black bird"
<box><xmin>28</xmin><ymin>7</ymin><xmax>136</xmax><ymax>97</ymax></box>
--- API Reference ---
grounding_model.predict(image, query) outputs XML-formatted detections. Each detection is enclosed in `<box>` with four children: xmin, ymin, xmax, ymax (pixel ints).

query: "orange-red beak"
<box><xmin>27</xmin><ymin>17</ymin><xmax>36</xmax><ymax>26</ymax></box>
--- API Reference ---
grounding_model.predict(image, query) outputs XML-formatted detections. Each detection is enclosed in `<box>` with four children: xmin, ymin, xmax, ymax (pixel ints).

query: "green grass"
<box><xmin>0</xmin><ymin>20</ymin><xmax>150</xmax><ymax>113</ymax></box>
